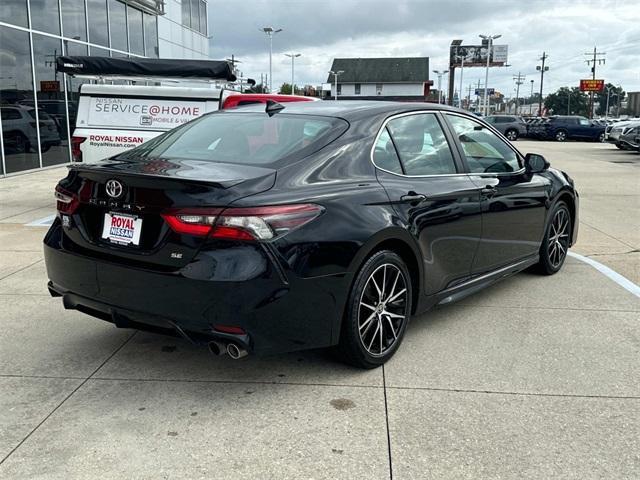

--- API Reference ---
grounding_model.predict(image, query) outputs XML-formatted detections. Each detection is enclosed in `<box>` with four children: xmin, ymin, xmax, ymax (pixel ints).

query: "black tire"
<box><xmin>615</xmin><ymin>143</ymin><xmax>624</xmax><ymax>149</ymax></box>
<box><xmin>555</xmin><ymin>129</ymin><xmax>568</xmax><ymax>142</ymax></box>
<box><xmin>535</xmin><ymin>201</ymin><xmax>571</xmax><ymax>275</ymax></box>
<box><xmin>505</xmin><ymin>129</ymin><xmax>518</xmax><ymax>141</ymax></box>
<box><xmin>337</xmin><ymin>250</ymin><xmax>412</xmax><ymax>369</ymax></box>
<box><xmin>596</xmin><ymin>132</ymin><xmax>605</xmax><ymax>143</ymax></box>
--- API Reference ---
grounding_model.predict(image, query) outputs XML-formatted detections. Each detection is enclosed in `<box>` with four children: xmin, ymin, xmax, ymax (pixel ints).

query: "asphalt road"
<box><xmin>0</xmin><ymin>140</ymin><xmax>638</xmax><ymax>479</ymax></box>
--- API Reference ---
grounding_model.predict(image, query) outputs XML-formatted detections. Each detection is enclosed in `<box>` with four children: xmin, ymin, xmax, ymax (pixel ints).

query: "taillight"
<box><xmin>71</xmin><ymin>136</ymin><xmax>86</xmax><ymax>162</ymax></box>
<box><xmin>55</xmin><ymin>185</ymin><xmax>79</xmax><ymax>214</ymax></box>
<box><xmin>161</xmin><ymin>204</ymin><xmax>324</xmax><ymax>240</ymax></box>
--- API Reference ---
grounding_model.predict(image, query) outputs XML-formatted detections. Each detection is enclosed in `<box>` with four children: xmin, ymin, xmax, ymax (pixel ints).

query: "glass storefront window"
<box><xmin>32</xmin><ymin>34</ymin><xmax>70</xmax><ymax>167</ymax></box>
<box><xmin>0</xmin><ymin>26</ymin><xmax>40</xmax><ymax>173</ymax></box>
<box><xmin>0</xmin><ymin>1</ymin><xmax>28</xmax><ymax>29</ymax></box>
<box><xmin>61</xmin><ymin>0</ymin><xmax>87</xmax><ymax>41</ymax></box>
<box><xmin>199</xmin><ymin>1</ymin><xmax>207</xmax><ymax>35</ymax></box>
<box><xmin>88</xmin><ymin>0</ymin><xmax>109</xmax><ymax>48</ymax></box>
<box><xmin>108</xmin><ymin>0</ymin><xmax>127</xmax><ymax>52</ymax></box>
<box><xmin>30</xmin><ymin>0</ymin><xmax>61</xmax><ymax>35</ymax></box>
<box><xmin>127</xmin><ymin>6</ymin><xmax>144</xmax><ymax>56</ymax></box>
<box><xmin>143</xmin><ymin>13</ymin><xmax>158</xmax><ymax>58</ymax></box>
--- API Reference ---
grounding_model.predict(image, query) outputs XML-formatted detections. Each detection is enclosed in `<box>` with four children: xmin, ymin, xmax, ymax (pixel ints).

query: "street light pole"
<box><xmin>433</xmin><ymin>70</ymin><xmax>449</xmax><ymax>104</ymax></box>
<box><xmin>529</xmin><ymin>79</ymin><xmax>534</xmax><ymax>115</ymax></box>
<box><xmin>261</xmin><ymin>27</ymin><xmax>282</xmax><ymax>93</ymax></box>
<box><xmin>479</xmin><ymin>34</ymin><xmax>501</xmax><ymax>116</ymax></box>
<box><xmin>328</xmin><ymin>70</ymin><xmax>344</xmax><ymax>100</ymax></box>
<box><xmin>285</xmin><ymin>53</ymin><xmax>301</xmax><ymax>95</ymax></box>
<box><xmin>458</xmin><ymin>59</ymin><xmax>464</xmax><ymax>108</ymax></box>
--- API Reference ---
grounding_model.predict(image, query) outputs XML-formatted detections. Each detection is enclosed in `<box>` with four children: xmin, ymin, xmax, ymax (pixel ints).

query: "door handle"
<box><xmin>400</xmin><ymin>192</ymin><xmax>427</xmax><ymax>203</ymax></box>
<box><xmin>480</xmin><ymin>185</ymin><xmax>498</xmax><ymax>198</ymax></box>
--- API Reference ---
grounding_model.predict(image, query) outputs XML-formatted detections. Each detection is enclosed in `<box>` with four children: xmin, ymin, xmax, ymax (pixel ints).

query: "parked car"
<box><xmin>482</xmin><ymin>115</ymin><xmax>527</xmax><ymax>141</ymax></box>
<box><xmin>44</xmin><ymin>101</ymin><xmax>579</xmax><ymax>368</ymax></box>
<box><xmin>618</xmin><ymin>125</ymin><xmax>640</xmax><ymax>151</ymax></box>
<box><xmin>0</xmin><ymin>105</ymin><xmax>61</xmax><ymax>154</ymax></box>
<box><xmin>607</xmin><ymin>121</ymin><xmax>640</xmax><ymax>149</ymax></box>
<box><xmin>543</xmin><ymin>115</ymin><xmax>606</xmax><ymax>142</ymax></box>
<box><xmin>525</xmin><ymin>117</ymin><xmax>548</xmax><ymax>139</ymax></box>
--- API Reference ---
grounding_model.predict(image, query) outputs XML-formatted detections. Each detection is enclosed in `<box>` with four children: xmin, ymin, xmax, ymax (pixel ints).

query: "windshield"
<box><xmin>117</xmin><ymin>112</ymin><xmax>348</xmax><ymax>167</ymax></box>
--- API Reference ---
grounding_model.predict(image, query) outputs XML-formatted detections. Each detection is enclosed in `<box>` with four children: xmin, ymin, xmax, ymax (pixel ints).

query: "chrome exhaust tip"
<box><xmin>226</xmin><ymin>343</ymin><xmax>248</xmax><ymax>360</ymax></box>
<box><xmin>208</xmin><ymin>340</ymin><xmax>226</xmax><ymax>356</ymax></box>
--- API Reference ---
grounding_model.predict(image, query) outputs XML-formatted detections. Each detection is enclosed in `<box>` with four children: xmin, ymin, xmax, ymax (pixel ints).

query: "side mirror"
<box><xmin>524</xmin><ymin>153</ymin><xmax>549</xmax><ymax>173</ymax></box>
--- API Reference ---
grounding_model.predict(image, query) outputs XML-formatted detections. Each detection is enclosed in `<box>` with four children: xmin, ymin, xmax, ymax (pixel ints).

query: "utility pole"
<box><xmin>513</xmin><ymin>72</ymin><xmax>525</xmax><ymax>115</ymax></box>
<box><xmin>536</xmin><ymin>52</ymin><xmax>548</xmax><ymax>116</ymax></box>
<box><xmin>466</xmin><ymin>83</ymin><xmax>474</xmax><ymax>110</ymax></box>
<box><xmin>584</xmin><ymin>46</ymin><xmax>606</xmax><ymax>118</ymax></box>
<box><xmin>529</xmin><ymin>79</ymin><xmax>534</xmax><ymax>115</ymax></box>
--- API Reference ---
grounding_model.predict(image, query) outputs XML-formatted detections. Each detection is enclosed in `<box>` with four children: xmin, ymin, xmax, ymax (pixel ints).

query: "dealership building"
<box><xmin>0</xmin><ymin>0</ymin><xmax>210</xmax><ymax>176</ymax></box>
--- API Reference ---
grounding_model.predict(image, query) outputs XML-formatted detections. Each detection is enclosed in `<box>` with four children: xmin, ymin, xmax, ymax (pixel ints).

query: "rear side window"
<box><xmin>386</xmin><ymin>113</ymin><xmax>456</xmax><ymax>175</ymax></box>
<box><xmin>372</xmin><ymin>128</ymin><xmax>403</xmax><ymax>174</ymax></box>
<box><xmin>1</xmin><ymin>108</ymin><xmax>22</xmax><ymax>120</ymax></box>
<box><xmin>120</xmin><ymin>112</ymin><xmax>347</xmax><ymax>167</ymax></box>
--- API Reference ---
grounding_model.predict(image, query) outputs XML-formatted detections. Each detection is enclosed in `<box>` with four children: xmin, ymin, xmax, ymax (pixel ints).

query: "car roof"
<box><xmin>220</xmin><ymin>100</ymin><xmax>464</xmax><ymax>121</ymax></box>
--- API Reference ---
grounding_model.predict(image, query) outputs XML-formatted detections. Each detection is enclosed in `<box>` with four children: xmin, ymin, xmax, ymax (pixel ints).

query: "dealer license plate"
<box><xmin>101</xmin><ymin>212</ymin><xmax>142</xmax><ymax>245</ymax></box>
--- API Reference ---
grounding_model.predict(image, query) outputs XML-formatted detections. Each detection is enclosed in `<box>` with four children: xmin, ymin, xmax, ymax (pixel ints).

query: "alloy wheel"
<box><xmin>548</xmin><ymin>208</ymin><xmax>570</xmax><ymax>268</ymax></box>
<box><xmin>506</xmin><ymin>130</ymin><xmax>517</xmax><ymax>141</ymax></box>
<box><xmin>556</xmin><ymin>131</ymin><xmax>567</xmax><ymax>141</ymax></box>
<box><xmin>358</xmin><ymin>263</ymin><xmax>408</xmax><ymax>356</ymax></box>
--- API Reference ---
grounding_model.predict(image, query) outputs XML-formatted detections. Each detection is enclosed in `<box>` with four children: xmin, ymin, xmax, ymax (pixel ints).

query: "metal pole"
<box><xmin>458</xmin><ymin>59</ymin><xmax>464</xmax><ymax>108</ymax></box>
<box><xmin>529</xmin><ymin>80</ymin><xmax>534</xmax><ymax>115</ymax></box>
<box><xmin>538</xmin><ymin>51</ymin><xmax>547</xmax><ymax>116</ymax></box>
<box><xmin>605</xmin><ymin>88</ymin><xmax>610</xmax><ymax>120</ymax></box>
<box><xmin>291</xmin><ymin>55</ymin><xmax>294</xmax><ymax>95</ymax></box>
<box><xmin>567</xmin><ymin>91</ymin><xmax>571</xmax><ymax>115</ymax></box>
<box><xmin>269</xmin><ymin>34</ymin><xmax>273</xmax><ymax>93</ymax></box>
<box><xmin>483</xmin><ymin>38</ymin><xmax>491</xmax><ymax>115</ymax></box>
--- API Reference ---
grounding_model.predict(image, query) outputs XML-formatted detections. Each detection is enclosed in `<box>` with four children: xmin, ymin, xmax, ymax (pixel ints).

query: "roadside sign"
<box><xmin>580</xmin><ymin>79</ymin><xmax>605</xmax><ymax>92</ymax></box>
<box><xmin>475</xmin><ymin>88</ymin><xmax>495</xmax><ymax>96</ymax></box>
<box><xmin>450</xmin><ymin>44</ymin><xmax>508</xmax><ymax>67</ymax></box>
<box><xmin>40</xmin><ymin>80</ymin><xmax>60</xmax><ymax>92</ymax></box>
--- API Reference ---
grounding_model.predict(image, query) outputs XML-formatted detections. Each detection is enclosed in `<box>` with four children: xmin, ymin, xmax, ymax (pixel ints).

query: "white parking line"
<box><xmin>25</xmin><ymin>214</ymin><xmax>56</xmax><ymax>227</ymax></box>
<box><xmin>568</xmin><ymin>251</ymin><xmax>640</xmax><ymax>298</ymax></box>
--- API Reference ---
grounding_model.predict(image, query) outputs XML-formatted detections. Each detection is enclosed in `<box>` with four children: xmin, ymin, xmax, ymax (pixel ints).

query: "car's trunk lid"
<box><xmin>60</xmin><ymin>157</ymin><xmax>276</xmax><ymax>269</ymax></box>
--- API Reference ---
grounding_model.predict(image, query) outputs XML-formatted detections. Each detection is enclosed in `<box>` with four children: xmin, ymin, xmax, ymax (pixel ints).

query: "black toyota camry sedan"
<box><xmin>44</xmin><ymin>101</ymin><xmax>578</xmax><ymax>368</ymax></box>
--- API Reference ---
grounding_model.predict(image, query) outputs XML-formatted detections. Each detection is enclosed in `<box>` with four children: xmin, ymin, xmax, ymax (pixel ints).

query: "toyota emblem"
<box><xmin>105</xmin><ymin>179</ymin><xmax>124</xmax><ymax>198</ymax></box>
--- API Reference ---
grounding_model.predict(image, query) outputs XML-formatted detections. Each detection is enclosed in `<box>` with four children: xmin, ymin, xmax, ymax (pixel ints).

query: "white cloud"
<box><xmin>209</xmin><ymin>0</ymin><xmax>640</xmax><ymax>96</ymax></box>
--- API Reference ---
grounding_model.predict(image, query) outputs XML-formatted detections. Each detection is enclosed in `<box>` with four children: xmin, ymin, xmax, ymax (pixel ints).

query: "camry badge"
<box><xmin>105</xmin><ymin>179</ymin><xmax>124</xmax><ymax>199</ymax></box>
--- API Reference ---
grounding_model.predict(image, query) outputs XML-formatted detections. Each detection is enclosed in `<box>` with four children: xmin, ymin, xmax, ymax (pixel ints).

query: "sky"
<box><xmin>207</xmin><ymin>0</ymin><xmax>640</xmax><ymax>98</ymax></box>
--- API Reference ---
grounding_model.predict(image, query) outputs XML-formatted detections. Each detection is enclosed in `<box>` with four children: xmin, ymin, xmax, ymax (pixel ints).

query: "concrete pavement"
<box><xmin>0</xmin><ymin>142</ymin><xmax>638</xmax><ymax>479</ymax></box>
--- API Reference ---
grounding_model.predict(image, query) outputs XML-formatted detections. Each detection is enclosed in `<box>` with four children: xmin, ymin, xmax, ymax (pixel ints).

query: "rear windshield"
<box><xmin>117</xmin><ymin>112</ymin><xmax>348</xmax><ymax>166</ymax></box>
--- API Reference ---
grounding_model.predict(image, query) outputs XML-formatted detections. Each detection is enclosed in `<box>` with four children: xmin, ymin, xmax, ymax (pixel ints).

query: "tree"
<box><xmin>594</xmin><ymin>83</ymin><xmax>625</xmax><ymax>116</ymax></box>
<box><xmin>278</xmin><ymin>83</ymin><xmax>302</xmax><ymax>95</ymax></box>
<box><xmin>544</xmin><ymin>87</ymin><xmax>589</xmax><ymax>116</ymax></box>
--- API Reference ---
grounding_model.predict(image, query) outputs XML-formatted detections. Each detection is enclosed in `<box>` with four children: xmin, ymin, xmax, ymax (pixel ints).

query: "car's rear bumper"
<box><xmin>44</xmin><ymin>220</ymin><xmax>348</xmax><ymax>356</ymax></box>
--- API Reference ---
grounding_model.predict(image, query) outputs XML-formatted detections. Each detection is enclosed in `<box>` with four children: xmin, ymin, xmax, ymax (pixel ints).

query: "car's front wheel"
<box><xmin>555</xmin><ymin>130</ymin><xmax>568</xmax><ymax>142</ymax></box>
<box><xmin>535</xmin><ymin>202</ymin><xmax>571</xmax><ymax>275</ymax></box>
<box><xmin>505</xmin><ymin>129</ymin><xmax>518</xmax><ymax>141</ymax></box>
<box><xmin>338</xmin><ymin>250</ymin><xmax>412</xmax><ymax>368</ymax></box>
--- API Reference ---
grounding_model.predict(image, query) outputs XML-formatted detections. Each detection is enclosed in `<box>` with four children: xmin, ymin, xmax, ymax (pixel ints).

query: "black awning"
<box><xmin>56</xmin><ymin>56</ymin><xmax>236</xmax><ymax>81</ymax></box>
